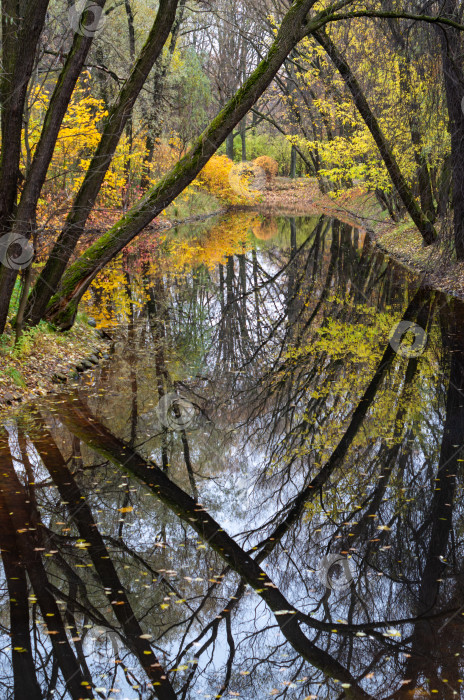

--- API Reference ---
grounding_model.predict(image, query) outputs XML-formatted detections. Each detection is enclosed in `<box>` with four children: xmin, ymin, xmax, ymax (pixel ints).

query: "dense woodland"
<box><xmin>0</xmin><ymin>0</ymin><xmax>463</xmax><ymax>334</ymax></box>
<box><xmin>3</xmin><ymin>3</ymin><xmax>464</xmax><ymax>697</ymax></box>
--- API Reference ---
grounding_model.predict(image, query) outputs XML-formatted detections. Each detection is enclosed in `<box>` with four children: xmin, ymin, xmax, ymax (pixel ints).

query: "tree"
<box><xmin>30</xmin><ymin>0</ymin><xmax>342</xmax><ymax>330</ymax></box>
<box><xmin>20</xmin><ymin>0</ymin><xmax>181</xmax><ymax>328</ymax></box>
<box><xmin>0</xmin><ymin>0</ymin><xmax>463</xmax><ymax>336</ymax></box>
<box><xmin>313</xmin><ymin>28</ymin><xmax>437</xmax><ymax>244</ymax></box>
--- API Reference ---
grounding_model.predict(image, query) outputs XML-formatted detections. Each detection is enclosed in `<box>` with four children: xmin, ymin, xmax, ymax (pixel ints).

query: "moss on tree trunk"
<box><xmin>46</xmin><ymin>0</ymin><xmax>352</xmax><ymax>329</ymax></box>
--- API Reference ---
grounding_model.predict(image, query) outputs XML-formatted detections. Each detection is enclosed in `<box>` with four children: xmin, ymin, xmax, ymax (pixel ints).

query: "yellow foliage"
<box><xmin>293</xmin><ymin>28</ymin><xmax>448</xmax><ymax>197</ymax></box>
<box><xmin>30</xmin><ymin>75</ymin><xmax>186</xmax><ymax>222</ymax></box>
<box><xmin>196</xmin><ymin>155</ymin><xmax>263</xmax><ymax>204</ymax></box>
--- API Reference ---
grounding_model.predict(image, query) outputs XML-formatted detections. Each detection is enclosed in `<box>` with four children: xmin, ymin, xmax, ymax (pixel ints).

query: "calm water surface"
<box><xmin>1</xmin><ymin>213</ymin><xmax>463</xmax><ymax>699</ymax></box>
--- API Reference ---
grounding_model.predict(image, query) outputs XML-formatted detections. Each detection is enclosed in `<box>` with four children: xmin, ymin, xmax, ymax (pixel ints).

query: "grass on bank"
<box><xmin>0</xmin><ymin>187</ymin><xmax>219</xmax><ymax>411</ymax></box>
<box><xmin>0</xmin><ymin>301</ymin><xmax>107</xmax><ymax>410</ymax></box>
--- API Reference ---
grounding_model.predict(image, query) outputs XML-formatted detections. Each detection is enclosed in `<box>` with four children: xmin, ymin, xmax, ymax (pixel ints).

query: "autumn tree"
<box><xmin>0</xmin><ymin>0</ymin><xmax>463</xmax><ymax>337</ymax></box>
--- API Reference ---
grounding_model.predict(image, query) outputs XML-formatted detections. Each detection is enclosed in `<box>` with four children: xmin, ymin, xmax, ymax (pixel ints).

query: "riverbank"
<box><xmin>0</xmin><ymin>179</ymin><xmax>460</xmax><ymax>412</ymax></box>
<box><xmin>0</xmin><ymin>317</ymin><xmax>109</xmax><ymax>413</ymax></box>
<box><xmin>262</xmin><ymin>177</ymin><xmax>464</xmax><ymax>301</ymax></box>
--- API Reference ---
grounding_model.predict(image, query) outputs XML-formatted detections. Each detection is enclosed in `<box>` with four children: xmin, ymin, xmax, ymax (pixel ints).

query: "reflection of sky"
<box><xmin>1</xmin><ymin>215</ymin><xmax>462</xmax><ymax>698</ymax></box>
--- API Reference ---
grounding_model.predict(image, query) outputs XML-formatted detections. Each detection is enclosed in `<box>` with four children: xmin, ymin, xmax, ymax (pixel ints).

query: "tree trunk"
<box><xmin>0</xmin><ymin>518</ymin><xmax>42</xmax><ymax>699</ymax></box>
<box><xmin>388</xmin><ymin>21</ymin><xmax>436</xmax><ymax>224</ymax></box>
<box><xmin>240</xmin><ymin>117</ymin><xmax>247</xmax><ymax>161</ymax></box>
<box><xmin>0</xmin><ymin>431</ymin><xmax>92</xmax><ymax>698</ymax></box>
<box><xmin>226</xmin><ymin>131</ymin><xmax>235</xmax><ymax>160</ymax></box>
<box><xmin>290</xmin><ymin>143</ymin><xmax>297</xmax><ymax>178</ymax></box>
<box><xmin>24</xmin><ymin>0</ymin><xmax>181</xmax><ymax>327</ymax></box>
<box><xmin>438</xmin><ymin>0</ymin><xmax>464</xmax><ymax>259</ymax></box>
<box><xmin>314</xmin><ymin>29</ymin><xmax>437</xmax><ymax>246</ymax></box>
<box><xmin>44</xmin><ymin>0</ymin><xmax>324</xmax><ymax>329</ymax></box>
<box><xmin>0</xmin><ymin>0</ymin><xmax>51</xmax><ymax>332</ymax></box>
<box><xmin>140</xmin><ymin>0</ymin><xmax>187</xmax><ymax>190</ymax></box>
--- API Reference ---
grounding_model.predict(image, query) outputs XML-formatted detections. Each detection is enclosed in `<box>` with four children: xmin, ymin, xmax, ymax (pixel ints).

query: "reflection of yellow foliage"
<box><xmin>82</xmin><ymin>261</ymin><xmax>148</xmax><ymax>327</ymax></box>
<box><xmin>198</xmin><ymin>213</ymin><xmax>259</xmax><ymax>268</ymax></box>
<box><xmin>83</xmin><ymin>213</ymin><xmax>274</xmax><ymax>326</ymax></box>
<box><xmin>252</xmin><ymin>217</ymin><xmax>278</xmax><ymax>240</ymax></box>
<box><xmin>161</xmin><ymin>212</ymin><xmax>260</xmax><ymax>275</ymax></box>
<box><xmin>280</xmin><ymin>297</ymin><xmax>438</xmax><ymax>518</ymax></box>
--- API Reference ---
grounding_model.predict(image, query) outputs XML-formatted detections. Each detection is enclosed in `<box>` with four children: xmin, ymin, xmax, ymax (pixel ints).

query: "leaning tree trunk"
<box><xmin>24</xmin><ymin>0</ymin><xmax>180</xmax><ymax>327</ymax></box>
<box><xmin>43</xmin><ymin>0</ymin><xmax>335</xmax><ymax>330</ymax></box>
<box><xmin>314</xmin><ymin>29</ymin><xmax>437</xmax><ymax>246</ymax></box>
<box><xmin>0</xmin><ymin>0</ymin><xmax>107</xmax><ymax>335</ymax></box>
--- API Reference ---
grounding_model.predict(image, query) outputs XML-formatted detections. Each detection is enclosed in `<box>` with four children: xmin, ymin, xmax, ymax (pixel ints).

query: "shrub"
<box><xmin>196</xmin><ymin>155</ymin><xmax>238</xmax><ymax>203</ymax></box>
<box><xmin>253</xmin><ymin>155</ymin><xmax>279</xmax><ymax>182</ymax></box>
<box><xmin>196</xmin><ymin>155</ymin><xmax>262</xmax><ymax>204</ymax></box>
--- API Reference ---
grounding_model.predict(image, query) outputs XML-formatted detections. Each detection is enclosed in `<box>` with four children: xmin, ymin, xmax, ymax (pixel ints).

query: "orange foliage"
<box><xmin>252</xmin><ymin>217</ymin><xmax>278</xmax><ymax>240</ymax></box>
<box><xmin>253</xmin><ymin>155</ymin><xmax>279</xmax><ymax>181</ymax></box>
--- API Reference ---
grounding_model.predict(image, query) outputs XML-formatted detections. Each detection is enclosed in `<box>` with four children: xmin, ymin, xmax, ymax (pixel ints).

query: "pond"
<box><xmin>0</xmin><ymin>212</ymin><xmax>463</xmax><ymax>699</ymax></box>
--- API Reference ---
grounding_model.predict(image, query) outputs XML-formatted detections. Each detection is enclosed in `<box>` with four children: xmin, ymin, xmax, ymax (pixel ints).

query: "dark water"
<box><xmin>1</xmin><ymin>213</ymin><xmax>463</xmax><ymax>699</ymax></box>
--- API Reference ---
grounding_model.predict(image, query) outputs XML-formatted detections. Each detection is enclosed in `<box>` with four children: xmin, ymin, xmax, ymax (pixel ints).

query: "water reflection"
<box><xmin>1</xmin><ymin>214</ymin><xmax>463</xmax><ymax>699</ymax></box>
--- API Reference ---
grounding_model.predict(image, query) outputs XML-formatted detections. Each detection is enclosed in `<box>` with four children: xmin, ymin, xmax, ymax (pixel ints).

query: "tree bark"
<box><xmin>226</xmin><ymin>131</ymin><xmax>235</xmax><ymax>160</ymax></box>
<box><xmin>240</xmin><ymin>117</ymin><xmax>247</xmax><ymax>161</ymax></box>
<box><xmin>25</xmin><ymin>0</ymin><xmax>181</xmax><ymax>326</ymax></box>
<box><xmin>44</xmin><ymin>0</ymin><xmax>329</xmax><ymax>329</ymax></box>
<box><xmin>313</xmin><ymin>29</ymin><xmax>437</xmax><ymax>245</ymax></box>
<box><xmin>140</xmin><ymin>0</ymin><xmax>187</xmax><ymax>190</ymax></box>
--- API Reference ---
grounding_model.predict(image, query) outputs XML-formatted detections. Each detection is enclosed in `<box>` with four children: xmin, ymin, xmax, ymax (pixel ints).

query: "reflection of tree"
<box><xmin>3</xmin><ymin>216</ymin><xmax>464</xmax><ymax>697</ymax></box>
<box><xmin>394</xmin><ymin>301</ymin><xmax>464</xmax><ymax>698</ymax></box>
<box><xmin>53</xmin><ymin>394</ymin><xmax>375</xmax><ymax>698</ymax></box>
<box><xmin>0</xmin><ymin>428</ymin><xmax>94</xmax><ymax>699</ymax></box>
<box><xmin>0</xmin><ymin>481</ymin><xmax>42</xmax><ymax>699</ymax></box>
<box><xmin>29</xmin><ymin>413</ymin><xmax>176</xmax><ymax>698</ymax></box>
